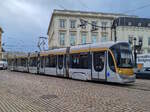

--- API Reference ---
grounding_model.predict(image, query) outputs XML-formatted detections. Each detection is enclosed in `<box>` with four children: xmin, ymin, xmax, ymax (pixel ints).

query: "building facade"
<box><xmin>0</xmin><ymin>27</ymin><xmax>3</xmax><ymax>60</ymax></box>
<box><xmin>112</xmin><ymin>17</ymin><xmax>150</xmax><ymax>53</ymax></box>
<box><xmin>47</xmin><ymin>10</ymin><xmax>133</xmax><ymax>49</ymax></box>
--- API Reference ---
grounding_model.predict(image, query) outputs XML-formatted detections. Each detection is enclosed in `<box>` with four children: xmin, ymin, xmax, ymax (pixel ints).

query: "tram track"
<box><xmin>126</xmin><ymin>85</ymin><xmax>150</xmax><ymax>92</ymax></box>
<box><xmin>110</xmin><ymin>81</ymin><xmax>150</xmax><ymax>92</ymax></box>
<box><xmin>94</xmin><ymin>79</ymin><xmax>150</xmax><ymax>92</ymax></box>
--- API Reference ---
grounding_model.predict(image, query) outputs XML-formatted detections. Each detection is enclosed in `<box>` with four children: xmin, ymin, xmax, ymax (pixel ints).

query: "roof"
<box><xmin>29</xmin><ymin>52</ymin><xmax>38</xmax><ymax>58</ymax></box>
<box><xmin>15</xmin><ymin>53</ymin><xmax>28</xmax><ymax>58</ymax></box>
<box><xmin>112</xmin><ymin>17</ymin><xmax>150</xmax><ymax>28</ymax></box>
<box><xmin>11</xmin><ymin>41</ymin><xmax>130</xmax><ymax>58</ymax></box>
<box><xmin>40</xmin><ymin>48</ymin><xmax>67</xmax><ymax>56</ymax></box>
<box><xmin>69</xmin><ymin>41</ymin><xmax>128</xmax><ymax>53</ymax></box>
<box><xmin>47</xmin><ymin>9</ymin><xmax>136</xmax><ymax>35</ymax></box>
<box><xmin>40</xmin><ymin>41</ymin><xmax>128</xmax><ymax>54</ymax></box>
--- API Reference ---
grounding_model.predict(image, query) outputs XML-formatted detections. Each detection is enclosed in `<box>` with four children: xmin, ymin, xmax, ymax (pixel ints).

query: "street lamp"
<box><xmin>134</xmin><ymin>38</ymin><xmax>137</xmax><ymax>67</ymax></box>
<box><xmin>139</xmin><ymin>39</ymin><xmax>143</xmax><ymax>47</ymax></box>
<box><xmin>133</xmin><ymin>37</ymin><xmax>143</xmax><ymax>67</ymax></box>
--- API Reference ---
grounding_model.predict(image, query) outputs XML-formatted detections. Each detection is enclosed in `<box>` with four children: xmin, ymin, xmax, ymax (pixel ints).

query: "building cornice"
<box><xmin>54</xmin><ymin>9</ymin><xmax>136</xmax><ymax>17</ymax></box>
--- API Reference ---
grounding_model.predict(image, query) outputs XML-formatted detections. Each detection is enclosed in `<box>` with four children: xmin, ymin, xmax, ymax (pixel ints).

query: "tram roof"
<box><xmin>15</xmin><ymin>54</ymin><xmax>28</xmax><ymax>58</ymax></box>
<box><xmin>29</xmin><ymin>52</ymin><xmax>38</xmax><ymax>58</ymax></box>
<box><xmin>39</xmin><ymin>41</ymin><xmax>129</xmax><ymax>55</ymax></box>
<box><xmin>40</xmin><ymin>48</ymin><xmax>67</xmax><ymax>56</ymax></box>
<box><xmin>70</xmin><ymin>41</ymin><xmax>128</xmax><ymax>53</ymax></box>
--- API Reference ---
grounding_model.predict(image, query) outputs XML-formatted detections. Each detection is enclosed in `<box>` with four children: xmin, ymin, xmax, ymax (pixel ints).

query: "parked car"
<box><xmin>136</xmin><ymin>54</ymin><xmax>150</xmax><ymax>79</ymax></box>
<box><xmin>136</xmin><ymin>67</ymin><xmax>150</xmax><ymax>79</ymax></box>
<box><xmin>0</xmin><ymin>60</ymin><xmax>8</xmax><ymax>70</ymax></box>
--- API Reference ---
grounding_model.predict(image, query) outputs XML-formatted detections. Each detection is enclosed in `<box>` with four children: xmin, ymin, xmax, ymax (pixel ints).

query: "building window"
<box><xmin>59</xmin><ymin>32</ymin><xmax>65</xmax><ymax>46</ymax></box>
<box><xmin>148</xmin><ymin>37</ymin><xmax>150</xmax><ymax>46</ymax></box>
<box><xmin>59</xmin><ymin>19</ymin><xmax>65</xmax><ymax>28</ymax></box>
<box><xmin>148</xmin><ymin>49</ymin><xmax>150</xmax><ymax>53</ymax></box>
<box><xmin>70</xmin><ymin>33</ymin><xmax>76</xmax><ymax>46</ymax></box>
<box><xmin>128</xmin><ymin>22</ymin><xmax>132</xmax><ymax>26</ymax></box>
<box><xmin>81</xmin><ymin>33</ymin><xmax>86</xmax><ymax>44</ymax></box>
<box><xmin>102</xmin><ymin>22</ymin><xmax>107</xmax><ymax>30</ymax></box>
<box><xmin>81</xmin><ymin>25</ymin><xmax>86</xmax><ymax>29</ymax></box>
<box><xmin>70</xmin><ymin>20</ymin><xmax>76</xmax><ymax>28</ymax></box>
<box><xmin>80</xmin><ymin>19</ymin><xmax>87</xmax><ymax>29</ymax></box>
<box><xmin>101</xmin><ymin>33</ymin><xmax>108</xmax><ymax>42</ymax></box>
<box><xmin>138</xmin><ymin>23</ymin><xmax>142</xmax><ymax>27</ymax></box>
<box><xmin>92</xmin><ymin>33</ymin><xmax>97</xmax><ymax>43</ymax></box>
<box><xmin>91</xmin><ymin>21</ymin><xmax>97</xmax><ymax>30</ymax></box>
<box><xmin>139</xmin><ymin>37</ymin><xmax>143</xmax><ymax>43</ymax></box>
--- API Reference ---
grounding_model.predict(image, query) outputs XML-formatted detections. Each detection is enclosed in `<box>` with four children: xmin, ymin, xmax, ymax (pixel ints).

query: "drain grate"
<box><xmin>40</xmin><ymin>94</ymin><xmax>58</xmax><ymax>100</ymax></box>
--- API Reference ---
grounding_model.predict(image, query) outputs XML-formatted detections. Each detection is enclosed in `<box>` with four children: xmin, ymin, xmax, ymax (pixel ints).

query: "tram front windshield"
<box><xmin>110</xmin><ymin>43</ymin><xmax>133</xmax><ymax>68</ymax></box>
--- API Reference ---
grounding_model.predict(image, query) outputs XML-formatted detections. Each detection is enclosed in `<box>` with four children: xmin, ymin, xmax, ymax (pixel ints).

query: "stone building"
<box><xmin>112</xmin><ymin>17</ymin><xmax>150</xmax><ymax>53</ymax></box>
<box><xmin>0</xmin><ymin>27</ymin><xmax>3</xmax><ymax>59</ymax></box>
<box><xmin>47</xmin><ymin>9</ymin><xmax>134</xmax><ymax>49</ymax></box>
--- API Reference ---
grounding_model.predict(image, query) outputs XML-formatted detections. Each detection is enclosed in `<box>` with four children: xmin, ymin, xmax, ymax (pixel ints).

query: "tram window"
<box><xmin>17</xmin><ymin>59</ymin><xmax>21</xmax><ymax>66</ymax></box>
<box><xmin>8</xmin><ymin>59</ymin><xmax>11</xmax><ymax>65</ymax></box>
<box><xmin>45</xmin><ymin>56</ymin><xmax>50</xmax><ymax>67</ymax></box>
<box><xmin>93</xmin><ymin>52</ymin><xmax>105</xmax><ymax>72</ymax></box>
<box><xmin>71</xmin><ymin>53</ymin><xmax>89</xmax><ymax>69</ymax></box>
<box><xmin>58</xmin><ymin>55</ymin><xmax>63</xmax><ymax>69</ymax></box>
<box><xmin>80</xmin><ymin>53</ymin><xmax>89</xmax><ymax>69</ymax></box>
<box><xmin>33</xmin><ymin>58</ymin><xmax>37</xmax><ymax>67</ymax></box>
<box><xmin>25</xmin><ymin>59</ymin><xmax>27</xmax><ymax>67</ymax></box>
<box><xmin>29</xmin><ymin>58</ymin><xmax>32</xmax><ymax>66</ymax></box>
<box><xmin>40</xmin><ymin>57</ymin><xmax>45</xmax><ymax>68</ymax></box>
<box><xmin>16</xmin><ymin>59</ymin><xmax>18</xmax><ymax>66</ymax></box>
<box><xmin>108</xmin><ymin>52</ymin><xmax>116</xmax><ymax>72</ymax></box>
<box><xmin>21</xmin><ymin>58</ymin><xmax>26</xmax><ymax>67</ymax></box>
<box><xmin>30</xmin><ymin>57</ymin><xmax>37</xmax><ymax>67</ymax></box>
<box><xmin>20</xmin><ymin>59</ymin><xmax>23</xmax><ymax>66</ymax></box>
<box><xmin>15</xmin><ymin>59</ymin><xmax>17</xmax><ymax>67</ymax></box>
<box><xmin>49</xmin><ymin>55</ymin><xmax>56</xmax><ymax>67</ymax></box>
<box><xmin>23</xmin><ymin>59</ymin><xmax>26</xmax><ymax>67</ymax></box>
<box><xmin>9</xmin><ymin>60</ymin><xmax>11</xmax><ymax>66</ymax></box>
<box><xmin>71</xmin><ymin>54</ymin><xmax>80</xmax><ymax>68</ymax></box>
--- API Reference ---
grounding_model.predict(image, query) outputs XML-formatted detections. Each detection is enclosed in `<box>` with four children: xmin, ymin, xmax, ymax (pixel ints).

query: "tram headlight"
<box><xmin>117</xmin><ymin>68</ymin><xmax>134</xmax><ymax>76</ymax></box>
<box><xmin>118</xmin><ymin>70</ymin><xmax>123</xmax><ymax>74</ymax></box>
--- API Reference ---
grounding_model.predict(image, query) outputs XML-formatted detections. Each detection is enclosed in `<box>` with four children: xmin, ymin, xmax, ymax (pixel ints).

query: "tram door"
<box><xmin>57</xmin><ymin>55</ymin><xmax>64</xmax><ymax>76</ymax></box>
<box><xmin>92</xmin><ymin>51</ymin><xmax>106</xmax><ymax>80</ymax></box>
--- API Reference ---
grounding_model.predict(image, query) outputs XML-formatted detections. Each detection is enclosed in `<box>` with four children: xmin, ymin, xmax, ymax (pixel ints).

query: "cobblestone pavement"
<box><xmin>0</xmin><ymin>70</ymin><xmax>150</xmax><ymax>112</ymax></box>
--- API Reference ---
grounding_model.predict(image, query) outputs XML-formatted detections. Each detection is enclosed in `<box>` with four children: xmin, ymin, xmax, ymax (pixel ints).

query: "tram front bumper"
<box><xmin>119</xmin><ymin>74</ymin><xmax>136</xmax><ymax>83</ymax></box>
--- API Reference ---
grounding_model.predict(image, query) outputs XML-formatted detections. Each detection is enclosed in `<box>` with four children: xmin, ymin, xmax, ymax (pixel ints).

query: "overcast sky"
<box><xmin>0</xmin><ymin>0</ymin><xmax>150</xmax><ymax>52</ymax></box>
